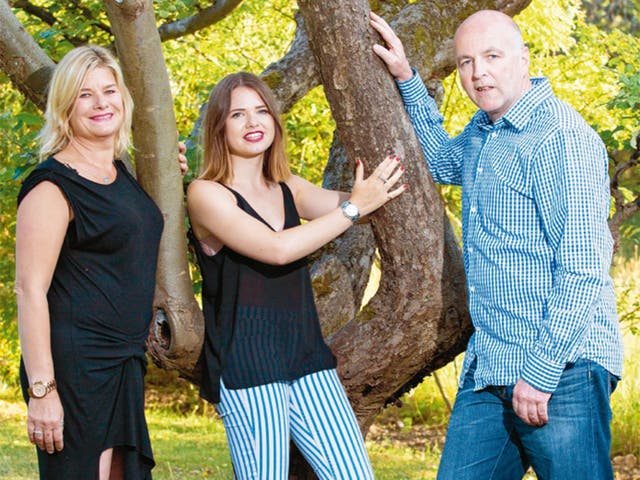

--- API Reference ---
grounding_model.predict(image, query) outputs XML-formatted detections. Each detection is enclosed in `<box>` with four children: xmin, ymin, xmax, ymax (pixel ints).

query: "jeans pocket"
<box><xmin>608</xmin><ymin>372</ymin><xmax>619</xmax><ymax>396</ymax></box>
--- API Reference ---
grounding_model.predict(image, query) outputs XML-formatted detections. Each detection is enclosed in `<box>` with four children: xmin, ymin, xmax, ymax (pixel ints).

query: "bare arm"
<box><xmin>188</xmin><ymin>156</ymin><xmax>406</xmax><ymax>265</ymax></box>
<box><xmin>15</xmin><ymin>181</ymin><xmax>68</xmax><ymax>453</ymax></box>
<box><xmin>286</xmin><ymin>174</ymin><xmax>348</xmax><ymax>221</ymax></box>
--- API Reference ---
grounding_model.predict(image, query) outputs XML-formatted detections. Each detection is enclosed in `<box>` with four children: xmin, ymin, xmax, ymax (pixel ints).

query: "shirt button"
<box><xmin>470</xmin><ymin>206</ymin><xmax>477</xmax><ymax>213</ymax></box>
<box><xmin>477</xmin><ymin>167</ymin><xmax>483</xmax><ymax>174</ymax></box>
<box><xmin>469</xmin><ymin>285</ymin><xmax>476</xmax><ymax>293</ymax></box>
<box><xmin>468</xmin><ymin>246</ymin><xmax>474</xmax><ymax>253</ymax></box>
<box><xmin>491</xmin><ymin>131</ymin><xmax>497</xmax><ymax>138</ymax></box>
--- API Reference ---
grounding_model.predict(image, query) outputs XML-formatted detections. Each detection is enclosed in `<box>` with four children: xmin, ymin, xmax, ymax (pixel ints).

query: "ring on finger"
<box><xmin>34</xmin><ymin>430</ymin><xmax>43</xmax><ymax>436</ymax></box>
<box><xmin>378</xmin><ymin>175</ymin><xmax>388</xmax><ymax>184</ymax></box>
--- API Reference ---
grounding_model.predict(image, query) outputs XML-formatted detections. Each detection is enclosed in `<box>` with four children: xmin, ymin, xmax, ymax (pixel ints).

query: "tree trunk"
<box><xmin>104</xmin><ymin>0</ymin><xmax>203</xmax><ymax>378</ymax></box>
<box><xmin>299</xmin><ymin>0</ymin><xmax>471</xmax><ymax>432</ymax></box>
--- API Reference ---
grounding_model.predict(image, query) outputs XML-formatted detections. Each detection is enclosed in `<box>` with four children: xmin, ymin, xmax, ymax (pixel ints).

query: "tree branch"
<box><xmin>11</xmin><ymin>0</ymin><xmax>106</xmax><ymax>47</ymax></box>
<box><xmin>158</xmin><ymin>0</ymin><xmax>244</xmax><ymax>41</ymax></box>
<box><xmin>0</xmin><ymin>0</ymin><xmax>55</xmax><ymax>109</ymax></box>
<box><xmin>259</xmin><ymin>11</ymin><xmax>319</xmax><ymax>112</ymax></box>
<box><xmin>261</xmin><ymin>0</ymin><xmax>534</xmax><ymax>116</ymax></box>
<box><xmin>104</xmin><ymin>0</ymin><xmax>204</xmax><ymax>375</ymax></box>
<box><xmin>297</xmin><ymin>0</ymin><xmax>532</xmax><ymax>433</ymax></box>
<box><xmin>12</xmin><ymin>0</ymin><xmax>56</xmax><ymax>25</ymax></box>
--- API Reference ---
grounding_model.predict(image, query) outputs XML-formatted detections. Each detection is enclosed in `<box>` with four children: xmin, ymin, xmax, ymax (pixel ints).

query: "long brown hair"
<box><xmin>199</xmin><ymin>72</ymin><xmax>290</xmax><ymax>184</ymax></box>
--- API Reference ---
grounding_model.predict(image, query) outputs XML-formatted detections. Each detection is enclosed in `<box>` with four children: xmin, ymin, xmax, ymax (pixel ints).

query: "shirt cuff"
<box><xmin>396</xmin><ymin>68</ymin><xmax>443</xmax><ymax>119</ymax></box>
<box><xmin>397</xmin><ymin>68</ymin><xmax>428</xmax><ymax>103</ymax></box>
<box><xmin>520</xmin><ymin>349</ymin><xmax>566</xmax><ymax>393</ymax></box>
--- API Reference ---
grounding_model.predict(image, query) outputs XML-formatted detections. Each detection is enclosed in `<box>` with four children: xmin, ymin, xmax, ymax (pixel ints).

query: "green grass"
<box><xmin>0</xmin><ymin>399</ymin><xmax>440</xmax><ymax>479</ymax></box>
<box><xmin>3</xmin><ymin>346</ymin><xmax>636</xmax><ymax>480</ymax></box>
<box><xmin>0</xmin><ymin>401</ymin><xmax>236</xmax><ymax>480</ymax></box>
<box><xmin>367</xmin><ymin>442</ymin><xmax>439</xmax><ymax>479</ymax></box>
<box><xmin>0</xmin><ymin>401</ymin><xmax>35</xmax><ymax>480</ymax></box>
<box><xmin>611</xmin><ymin>256</ymin><xmax>640</xmax><ymax>459</ymax></box>
<box><xmin>147</xmin><ymin>409</ymin><xmax>233</xmax><ymax>479</ymax></box>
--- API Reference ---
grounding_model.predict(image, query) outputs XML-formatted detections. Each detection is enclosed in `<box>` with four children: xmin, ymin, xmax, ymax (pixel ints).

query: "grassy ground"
<box><xmin>0</xmin><ymin>398</ymin><xmax>439</xmax><ymax>479</ymax></box>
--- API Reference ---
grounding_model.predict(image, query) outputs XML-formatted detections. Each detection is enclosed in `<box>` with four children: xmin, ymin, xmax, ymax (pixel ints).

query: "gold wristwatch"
<box><xmin>28</xmin><ymin>379</ymin><xmax>57</xmax><ymax>399</ymax></box>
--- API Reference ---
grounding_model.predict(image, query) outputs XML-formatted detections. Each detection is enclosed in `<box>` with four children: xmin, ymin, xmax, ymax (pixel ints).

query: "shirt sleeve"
<box><xmin>520</xmin><ymin>126</ymin><xmax>613</xmax><ymax>392</ymax></box>
<box><xmin>396</xmin><ymin>70</ymin><xmax>463</xmax><ymax>185</ymax></box>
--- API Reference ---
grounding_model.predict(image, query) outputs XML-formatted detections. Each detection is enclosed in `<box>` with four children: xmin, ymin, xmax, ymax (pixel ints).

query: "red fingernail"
<box><xmin>403</xmin><ymin>184</ymin><xmax>409</xmax><ymax>189</ymax></box>
<box><xmin>395</xmin><ymin>156</ymin><xmax>401</xmax><ymax>162</ymax></box>
<box><xmin>400</xmin><ymin>165</ymin><xmax>405</xmax><ymax>171</ymax></box>
<box><xmin>356</xmin><ymin>159</ymin><xmax>361</xmax><ymax>166</ymax></box>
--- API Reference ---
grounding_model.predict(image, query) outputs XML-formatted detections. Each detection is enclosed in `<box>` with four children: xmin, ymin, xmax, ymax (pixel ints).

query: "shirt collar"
<box><xmin>473</xmin><ymin>77</ymin><xmax>553</xmax><ymax>132</ymax></box>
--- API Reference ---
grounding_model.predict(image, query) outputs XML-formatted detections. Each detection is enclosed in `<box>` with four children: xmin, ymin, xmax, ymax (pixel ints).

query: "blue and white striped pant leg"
<box><xmin>216</xmin><ymin>379</ymin><xmax>291</xmax><ymax>480</ymax></box>
<box><xmin>290</xmin><ymin>369</ymin><xmax>374</xmax><ymax>480</ymax></box>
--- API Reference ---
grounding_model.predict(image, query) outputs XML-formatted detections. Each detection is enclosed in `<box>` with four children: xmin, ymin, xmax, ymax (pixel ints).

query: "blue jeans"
<box><xmin>437</xmin><ymin>359</ymin><xmax>618</xmax><ymax>480</ymax></box>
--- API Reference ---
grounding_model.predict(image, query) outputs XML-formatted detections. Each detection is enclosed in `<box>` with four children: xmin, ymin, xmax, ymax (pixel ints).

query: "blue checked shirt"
<box><xmin>398</xmin><ymin>72</ymin><xmax>623</xmax><ymax>393</ymax></box>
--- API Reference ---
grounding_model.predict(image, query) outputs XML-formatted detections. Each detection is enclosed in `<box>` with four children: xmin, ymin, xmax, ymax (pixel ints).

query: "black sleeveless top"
<box><xmin>192</xmin><ymin>182</ymin><xmax>336</xmax><ymax>403</ymax></box>
<box><xmin>18</xmin><ymin>157</ymin><xmax>163</xmax><ymax>479</ymax></box>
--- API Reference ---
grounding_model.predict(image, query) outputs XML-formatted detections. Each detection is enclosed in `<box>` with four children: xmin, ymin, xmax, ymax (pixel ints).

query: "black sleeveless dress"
<box><xmin>191</xmin><ymin>182</ymin><xmax>337</xmax><ymax>403</ymax></box>
<box><xmin>18</xmin><ymin>157</ymin><xmax>163</xmax><ymax>479</ymax></box>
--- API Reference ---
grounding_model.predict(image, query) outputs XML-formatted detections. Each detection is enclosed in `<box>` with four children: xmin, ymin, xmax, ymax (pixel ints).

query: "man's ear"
<box><xmin>521</xmin><ymin>45</ymin><xmax>531</xmax><ymax>69</ymax></box>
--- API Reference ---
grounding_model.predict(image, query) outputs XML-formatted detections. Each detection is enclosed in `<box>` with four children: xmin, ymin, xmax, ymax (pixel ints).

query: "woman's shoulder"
<box><xmin>188</xmin><ymin>178</ymin><xmax>228</xmax><ymax>196</ymax></box>
<box><xmin>17</xmin><ymin>157</ymin><xmax>70</xmax><ymax>205</ymax></box>
<box><xmin>31</xmin><ymin>156</ymin><xmax>69</xmax><ymax>175</ymax></box>
<box><xmin>187</xmin><ymin>179</ymin><xmax>236</xmax><ymax>209</ymax></box>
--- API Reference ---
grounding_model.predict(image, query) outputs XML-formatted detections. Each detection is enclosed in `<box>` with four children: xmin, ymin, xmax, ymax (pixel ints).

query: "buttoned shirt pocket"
<box><xmin>473</xmin><ymin>142</ymin><xmax>536</xmax><ymax>240</ymax></box>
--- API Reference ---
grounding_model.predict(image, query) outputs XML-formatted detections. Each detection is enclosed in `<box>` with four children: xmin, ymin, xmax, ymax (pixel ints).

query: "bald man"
<box><xmin>371</xmin><ymin>10</ymin><xmax>622</xmax><ymax>480</ymax></box>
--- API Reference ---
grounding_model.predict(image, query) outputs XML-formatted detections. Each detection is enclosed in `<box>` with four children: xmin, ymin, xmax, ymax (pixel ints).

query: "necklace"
<box><xmin>68</xmin><ymin>144</ymin><xmax>115</xmax><ymax>184</ymax></box>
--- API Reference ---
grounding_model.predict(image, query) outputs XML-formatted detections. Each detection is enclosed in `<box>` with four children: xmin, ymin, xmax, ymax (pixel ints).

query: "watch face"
<box><xmin>345</xmin><ymin>204</ymin><xmax>358</xmax><ymax>217</ymax></box>
<box><xmin>31</xmin><ymin>383</ymin><xmax>46</xmax><ymax>398</ymax></box>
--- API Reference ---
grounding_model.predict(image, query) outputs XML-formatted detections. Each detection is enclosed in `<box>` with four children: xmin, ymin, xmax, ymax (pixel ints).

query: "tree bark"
<box><xmin>310</xmin><ymin>134</ymin><xmax>378</xmax><ymax>337</ymax></box>
<box><xmin>104</xmin><ymin>0</ymin><xmax>204</xmax><ymax>378</ymax></box>
<box><xmin>609</xmin><ymin>147</ymin><xmax>640</xmax><ymax>250</ymax></box>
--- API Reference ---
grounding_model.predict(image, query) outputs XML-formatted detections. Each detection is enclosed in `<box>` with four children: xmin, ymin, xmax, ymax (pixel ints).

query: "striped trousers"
<box><xmin>216</xmin><ymin>368</ymin><xmax>374</xmax><ymax>480</ymax></box>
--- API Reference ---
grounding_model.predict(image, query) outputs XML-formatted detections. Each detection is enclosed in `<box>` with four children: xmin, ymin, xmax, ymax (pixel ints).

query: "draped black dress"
<box><xmin>18</xmin><ymin>157</ymin><xmax>163</xmax><ymax>479</ymax></box>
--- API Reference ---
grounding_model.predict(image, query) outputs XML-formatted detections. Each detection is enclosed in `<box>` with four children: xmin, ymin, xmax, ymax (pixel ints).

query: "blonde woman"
<box><xmin>15</xmin><ymin>45</ymin><xmax>184</xmax><ymax>479</ymax></box>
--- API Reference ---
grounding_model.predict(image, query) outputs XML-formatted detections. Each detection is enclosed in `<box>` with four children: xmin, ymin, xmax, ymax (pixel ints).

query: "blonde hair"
<box><xmin>38</xmin><ymin>45</ymin><xmax>134</xmax><ymax>161</ymax></box>
<box><xmin>199</xmin><ymin>72</ymin><xmax>290</xmax><ymax>184</ymax></box>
